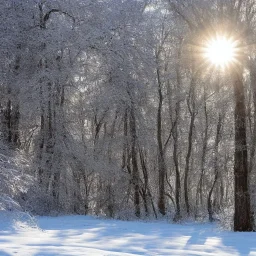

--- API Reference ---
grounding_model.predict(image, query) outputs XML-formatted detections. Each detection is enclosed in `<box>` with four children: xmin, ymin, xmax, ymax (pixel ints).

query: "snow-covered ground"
<box><xmin>0</xmin><ymin>215</ymin><xmax>255</xmax><ymax>256</ymax></box>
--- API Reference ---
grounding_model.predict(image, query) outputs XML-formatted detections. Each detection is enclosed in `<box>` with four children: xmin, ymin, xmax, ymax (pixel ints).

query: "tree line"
<box><xmin>1</xmin><ymin>0</ymin><xmax>256</xmax><ymax>231</ymax></box>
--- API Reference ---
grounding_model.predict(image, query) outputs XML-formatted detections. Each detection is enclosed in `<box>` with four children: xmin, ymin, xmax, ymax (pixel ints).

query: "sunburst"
<box><xmin>203</xmin><ymin>35</ymin><xmax>238</xmax><ymax>69</ymax></box>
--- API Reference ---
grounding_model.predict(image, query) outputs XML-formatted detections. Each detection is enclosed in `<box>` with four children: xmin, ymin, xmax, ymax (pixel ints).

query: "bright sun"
<box><xmin>204</xmin><ymin>36</ymin><xmax>237</xmax><ymax>68</ymax></box>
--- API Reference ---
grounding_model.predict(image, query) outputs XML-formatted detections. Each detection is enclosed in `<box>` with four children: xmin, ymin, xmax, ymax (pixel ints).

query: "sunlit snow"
<box><xmin>0</xmin><ymin>215</ymin><xmax>255</xmax><ymax>256</ymax></box>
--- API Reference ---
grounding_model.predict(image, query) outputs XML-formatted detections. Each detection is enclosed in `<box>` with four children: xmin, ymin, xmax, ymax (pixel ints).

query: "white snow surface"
<box><xmin>0</xmin><ymin>215</ymin><xmax>255</xmax><ymax>256</ymax></box>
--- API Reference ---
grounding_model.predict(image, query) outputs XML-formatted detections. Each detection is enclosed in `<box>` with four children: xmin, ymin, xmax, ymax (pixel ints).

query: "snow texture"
<box><xmin>0</xmin><ymin>215</ymin><xmax>255</xmax><ymax>256</ymax></box>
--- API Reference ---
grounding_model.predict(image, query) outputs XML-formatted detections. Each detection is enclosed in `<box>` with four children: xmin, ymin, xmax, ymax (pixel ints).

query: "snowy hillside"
<box><xmin>0</xmin><ymin>215</ymin><xmax>255</xmax><ymax>256</ymax></box>
<box><xmin>0</xmin><ymin>141</ymin><xmax>34</xmax><ymax>212</ymax></box>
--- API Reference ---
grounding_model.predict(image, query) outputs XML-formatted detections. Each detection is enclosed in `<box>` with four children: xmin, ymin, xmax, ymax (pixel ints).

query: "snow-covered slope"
<box><xmin>0</xmin><ymin>141</ymin><xmax>36</xmax><ymax>234</ymax></box>
<box><xmin>0</xmin><ymin>215</ymin><xmax>255</xmax><ymax>256</ymax></box>
<box><xmin>0</xmin><ymin>141</ymin><xmax>33</xmax><ymax>212</ymax></box>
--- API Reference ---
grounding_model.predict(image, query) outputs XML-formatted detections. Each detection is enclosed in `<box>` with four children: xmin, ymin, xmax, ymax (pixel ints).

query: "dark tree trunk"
<box><xmin>122</xmin><ymin>109</ymin><xmax>128</xmax><ymax>170</ymax></box>
<box><xmin>38</xmin><ymin>84</ymin><xmax>45</xmax><ymax>184</ymax></box>
<box><xmin>173</xmin><ymin>102</ymin><xmax>181</xmax><ymax>222</ymax></box>
<box><xmin>12</xmin><ymin>103</ymin><xmax>20</xmax><ymax>146</ymax></box>
<box><xmin>184</xmin><ymin>76</ymin><xmax>196</xmax><ymax>216</ymax></box>
<box><xmin>139</xmin><ymin>147</ymin><xmax>149</xmax><ymax>216</ymax></box>
<box><xmin>130</xmin><ymin>105</ymin><xmax>140</xmax><ymax>218</ymax></box>
<box><xmin>208</xmin><ymin>114</ymin><xmax>222</xmax><ymax>222</ymax></box>
<box><xmin>196</xmin><ymin>91</ymin><xmax>208</xmax><ymax>217</ymax></box>
<box><xmin>156</xmin><ymin>68</ymin><xmax>166</xmax><ymax>216</ymax></box>
<box><xmin>248</xmin><ymin>60</ymin><xmax>256</xmax><ymax>229</ymax></box>
<box><xmin>233</xmin><ymin>71</ymin><xmax>253</xmax><ymax>231</ymax></box>
<box><xmin>5</xmin><ymin>98</ymin><xmax>12</xmax><ymax>143</ymax></box>
<box><xmin>3</xmin><ymin>98</ymin><xmax>20</xmax><ymax>148</ymax></box>
<box><xmin>172</xmin><ymin>45</ymin><xmax>182</xmax><ymax>222</ymax></box>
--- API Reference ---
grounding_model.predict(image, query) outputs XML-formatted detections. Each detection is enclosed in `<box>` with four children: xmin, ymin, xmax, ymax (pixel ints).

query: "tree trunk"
<box><xmin>184</xmin><ymin>76</ymin><xmax>196</xmax><ymax>216</ymax></box>
<box><xmin>139</xmin><ymin>147</ymin><xmax>150</xmax><ymax>216</ymax></box>
<box><xmin>233</xmin><ymin>71</ymin><xmax>253</xmax><ymax>231</ymax></box>
<box><xmin>3</xmin><ymin>91</ymin><xmax>20</xmax><ymax>147</ymax></box>
<box><xmin>208</xmin><ymin>114</ymin><xmax>222</xmax><ymax>222</ymax></box>
<box><xmin>196</xmin><ymin>91</ymin><xmax>208</xmax><ymax>217</ymax></box>
<box><xmin>171</xmin><ymin>44</ymin><xmax>182</xmax><ymax>222</ymax></box>
<box><xmin>249</xmin><ymin>60</ymin><xmax>256</xmax><ymax>175</ymax></box>
<box><xmin>156</xmin><ymin>68</ymin><xmax>166</xmax><ymax>216</ymax></box>
<box><xmin>173</xmin><ymin>102</ymin><xmax>181</xmax><ymax>221</ymax></box>
<box><xmin>130</xmin><ymin>105</ymin><xmax>140</xmax><ymax>218</ymax></box>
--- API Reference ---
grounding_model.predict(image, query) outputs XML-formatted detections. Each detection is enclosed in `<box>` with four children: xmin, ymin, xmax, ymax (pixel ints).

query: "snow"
<box><xmin>0</xmin><ymin>215</ymin><xmax>255</xmax><ymax>256</ymax></box>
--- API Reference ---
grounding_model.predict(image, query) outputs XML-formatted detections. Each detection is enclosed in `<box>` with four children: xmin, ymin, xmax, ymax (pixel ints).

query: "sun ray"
<box><xmin>203</xmin><ymin>35</ymin><xmax>238</xmax><ymax>69</ymax></box>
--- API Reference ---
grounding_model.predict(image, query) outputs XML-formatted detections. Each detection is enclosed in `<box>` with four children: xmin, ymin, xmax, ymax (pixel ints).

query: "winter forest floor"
<box><xmin>0</xmin><ymin>215</ymin><xmax>255</xmax><ymax>256</ymax></box>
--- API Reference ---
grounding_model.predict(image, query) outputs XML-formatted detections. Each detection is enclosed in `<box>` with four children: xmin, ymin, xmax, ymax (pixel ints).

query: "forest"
<box><xmin>1</xmin><ymin>0</ymin><xmax>256</xmax><ymax>233</ymax></box>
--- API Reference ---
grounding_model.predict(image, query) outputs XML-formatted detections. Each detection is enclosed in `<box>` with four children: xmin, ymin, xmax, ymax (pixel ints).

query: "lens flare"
<box><xmin>204</xmin><ymin>36</ymin><xmax>237</xmax><ymax>68</ymax></box>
